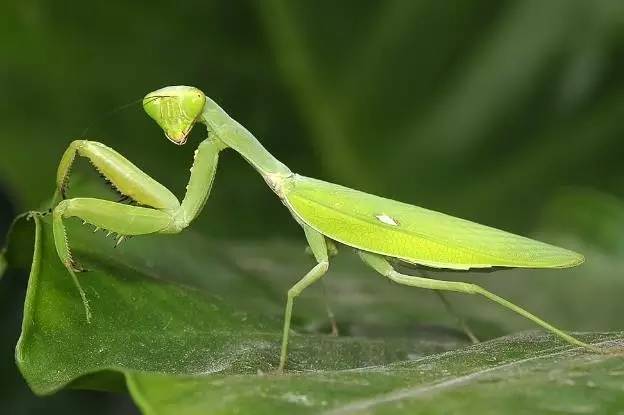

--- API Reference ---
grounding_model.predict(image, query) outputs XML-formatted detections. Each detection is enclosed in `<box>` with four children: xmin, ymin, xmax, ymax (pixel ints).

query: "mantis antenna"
<box><xmin>49</xmin><ymin>85</ymin><xmax>603</xmax><ymax>371</ymax></box>
<box><xmin>80</xmin><ymin>97</ymin><xmax>152</xmax><ymax>137</ymax></box>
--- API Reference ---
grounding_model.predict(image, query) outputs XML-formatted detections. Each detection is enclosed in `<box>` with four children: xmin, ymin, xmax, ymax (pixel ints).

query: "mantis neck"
<box><xmin>200</xmin><ymin>98</ymin><xmax>292</xmax><ymax>181</ymax></box>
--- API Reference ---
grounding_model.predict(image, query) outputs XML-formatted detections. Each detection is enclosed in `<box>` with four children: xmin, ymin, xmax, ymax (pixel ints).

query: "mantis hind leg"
<box><xmin>54</xmin><ymin>140</ymin><xmax>179</xmax><ymax>210</ymax></box>
<box><xmin>279</xmin><ymin>224</ymin><xmax>330</xmax><ymax>371</ymax></box>
<box><xmin>358</xmin><ymin>251</ymin><xmax>601</xmax><ymax>352</ymax></box>
<box><xmin>433</xmin><ymin>290</ymin><xmax>479</xmax><ymax>344</ymax></box>
<box><xmin>321</xmin><ymin>280</ymin><xmax>339</xmax><ymax>336</ymax></box>
<box><xmin>53</xmin><ymin>197</ymin><xmax>174</xmax><ymax>322</ymax></box>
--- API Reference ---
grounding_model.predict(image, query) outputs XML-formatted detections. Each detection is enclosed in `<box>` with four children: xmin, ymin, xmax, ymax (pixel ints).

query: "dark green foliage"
<box><xmin>2</xmin><ymin>0</ymin><xmax>624</xmax><ymax>413</ymax></box>
<box><xmin>2</xmin><ymin>214</ymin><xmax>623</xmax><ymax>414</ymax></box>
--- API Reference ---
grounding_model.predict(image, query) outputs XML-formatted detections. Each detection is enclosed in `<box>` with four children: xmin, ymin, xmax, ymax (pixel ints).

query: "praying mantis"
<box><xmin>50</xmin><ymin>85</ymin><xmax>600</xmax><ymax>371</ymax></box>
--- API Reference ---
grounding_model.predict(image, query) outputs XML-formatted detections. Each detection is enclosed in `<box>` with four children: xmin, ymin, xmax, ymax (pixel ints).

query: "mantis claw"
<box><xmin>117</xmin><ymin>194</ymin><xmax>133</xmax><ymax>204</ymax></box>
<box><xmin>27</xmin><ymin>210</ymin><xmax>48</xmax><ymax>220</ymax></box>
<box><xmin>38</xmin><ymin>208</ymin><xmax>53</xmax><ymax>217</ymax></box>
<box><xmin>69</xmin><ymin>260</ymin><xmax>89</xmax><ymax>273</ymax></box>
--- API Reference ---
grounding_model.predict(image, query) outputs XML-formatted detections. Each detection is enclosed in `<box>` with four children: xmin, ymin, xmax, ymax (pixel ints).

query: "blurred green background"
<box><xmin>1</xmin><ymin>0</ymin><xmax>624</xmax><ymax>413</ymax></box>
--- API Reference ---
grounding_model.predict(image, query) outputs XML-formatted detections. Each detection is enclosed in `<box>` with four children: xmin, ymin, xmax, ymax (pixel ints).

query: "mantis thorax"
<box><xmin>263</xmin><ymin>171</ymin><xmax>294</xmax><ymax>200</ymax></box>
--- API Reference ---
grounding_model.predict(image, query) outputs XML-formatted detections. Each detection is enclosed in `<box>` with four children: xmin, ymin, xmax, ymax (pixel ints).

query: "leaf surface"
<box><xmin>4</xmin><ymin>214</ymin><xmax>622</xmax><ymax>414</ymax></box>
<box><xmin>13</xmin><ymin>215</ymin><xmax>463</xmax><ymax>395</ymax></box>
<box><xmin>127</xmin><ymin>334</ymin><xmax>624</xmax><ymax>415</ymax></box>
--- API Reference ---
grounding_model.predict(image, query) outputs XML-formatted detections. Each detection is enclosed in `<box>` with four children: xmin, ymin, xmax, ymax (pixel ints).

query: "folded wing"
<box><xmin>285</xmin><ymin>175</ymin><xmax>583</xmax><ymax>270</ymax></box>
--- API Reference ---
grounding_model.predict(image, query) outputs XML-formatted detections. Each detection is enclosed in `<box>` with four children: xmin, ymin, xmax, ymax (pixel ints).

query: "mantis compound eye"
<box><xmin>143</xmin><ymin>86</ymin><xmax>206</xmax><ymax>145</ymax></box>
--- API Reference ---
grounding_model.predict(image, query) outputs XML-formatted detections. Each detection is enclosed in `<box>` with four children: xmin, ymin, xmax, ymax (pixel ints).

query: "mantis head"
<box><xmin>143</xmin><ymin>86</ymin><xmax>206</xmax><ymax>145</ymax></box>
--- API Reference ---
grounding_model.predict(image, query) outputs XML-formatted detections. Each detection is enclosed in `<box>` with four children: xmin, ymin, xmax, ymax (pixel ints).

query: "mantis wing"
<box><xmin>284</xmin><ymin>175</ymin><xmax>583</xmax><ymax>270</ymax></box>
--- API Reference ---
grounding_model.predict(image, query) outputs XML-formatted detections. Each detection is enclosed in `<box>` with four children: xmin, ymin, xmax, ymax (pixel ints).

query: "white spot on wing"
<box><xmin>375</xmin><ymin>213</ymin><xmax>398</xmax><ymax>226</ymax></box>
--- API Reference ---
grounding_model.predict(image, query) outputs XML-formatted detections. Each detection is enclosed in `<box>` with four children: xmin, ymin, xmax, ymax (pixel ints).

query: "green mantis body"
<box><xmin>51</xmin><ymin>86</ymin><xmax>598</xmax><ymax>371</ymax></box>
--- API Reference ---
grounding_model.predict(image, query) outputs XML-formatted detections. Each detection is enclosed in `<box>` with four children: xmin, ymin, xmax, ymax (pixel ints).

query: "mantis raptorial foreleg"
<box><xmin>179</xmin><ymin>138</ymin><xmax>224</xmax><ymax>222</ymax></box>
<box><xmin>279</xmin><ymin>224</ymin><xmax>330</xmax><ymax>371</ymax></box>
<box><xmin>53</xmin><ymin>198</ymin><xmax>174</xmax><ymax>321</ymax></box>
<box><xmin>53</xmin><ymin>140</ymin><xmax>180</xmax><ymax>209</ymax></box>
<box><xmin>358</xmin><ymin>251</ymin><xmax>601</xmax><ymax>352</ymax></box>
<box><xmin>51</xmin><ymin>137</ymin><xmax>223</xmax><ymax>321</ymax></box>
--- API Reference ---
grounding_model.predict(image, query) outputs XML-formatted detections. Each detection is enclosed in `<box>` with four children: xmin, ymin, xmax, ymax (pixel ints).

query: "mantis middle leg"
<box><xmin>279</xmin><ymin>224</ymin><xmax>330</xmax><ymax>371</ymax></box>
<box><xmin>308</xmin><ymin>240</ymin><xmax>339</xmax><ymax>336</ymax></box>
<box><xmin>358</xmin><ymin>251</ymin><xmax>599</xmax><ymax>352</ymax></box>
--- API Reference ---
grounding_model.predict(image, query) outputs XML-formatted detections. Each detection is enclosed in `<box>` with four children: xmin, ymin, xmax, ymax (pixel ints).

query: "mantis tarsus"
<box><xmin>50</xmin><ymin>85</ymin><xmax>601</xmax><ymax>371</ymax></box>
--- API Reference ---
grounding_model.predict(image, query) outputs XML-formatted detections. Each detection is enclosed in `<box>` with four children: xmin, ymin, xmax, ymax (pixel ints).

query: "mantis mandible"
<box><xmin>50</xmin><ymin>85</ymin><xmax>600</xmax><ymax>371</ymax></box>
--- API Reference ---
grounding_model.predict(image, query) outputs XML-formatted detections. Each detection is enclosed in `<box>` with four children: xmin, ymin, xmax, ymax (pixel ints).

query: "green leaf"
<box><xmin>6</xmin><ymin>213</ymin><xmax>623</xmax><ymax>414</ymax></box>
<box><xmin>127</xmin><ymin>333</ymin><xmax>624</xmax><ymax>415</ymax></box>
<box><xmin>13</xmin><ymin>214</ymin><xmax>464</xmax><ymax>395</ymax></box>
